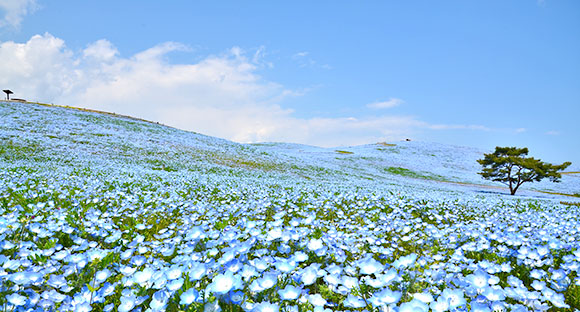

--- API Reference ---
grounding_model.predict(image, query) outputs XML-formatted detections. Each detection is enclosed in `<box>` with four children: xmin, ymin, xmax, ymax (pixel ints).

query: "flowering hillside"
<box><xmin>1</xmin><ymin>101</ymin><xmax>579</xmax><ymax>311</ymax></box>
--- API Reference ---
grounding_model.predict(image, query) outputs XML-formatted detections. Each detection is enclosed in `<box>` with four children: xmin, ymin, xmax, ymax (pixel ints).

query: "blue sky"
<box><xmin>1</xmin><ymin>1</ymin><xmax>579</xmax><ymax>167</ymax></box>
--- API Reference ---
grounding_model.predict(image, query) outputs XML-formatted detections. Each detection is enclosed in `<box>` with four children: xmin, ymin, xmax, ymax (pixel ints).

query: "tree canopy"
<box><xmin>477</xmin><ymin>146</ymin><xmax>571</xmax><ymax>195</ymax></box>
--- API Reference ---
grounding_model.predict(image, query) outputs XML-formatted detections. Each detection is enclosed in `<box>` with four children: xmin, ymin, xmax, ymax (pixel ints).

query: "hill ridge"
<box><xmin>1</xmin><ymin>100</ymin><xmax>578</xmax><ymax>199</ymax></box>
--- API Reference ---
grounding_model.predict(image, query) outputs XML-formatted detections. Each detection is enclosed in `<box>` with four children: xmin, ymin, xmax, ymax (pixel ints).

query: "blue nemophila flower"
<box><xmin>439</xmin><ymin>289</ymin><xmax>466</xmax><ymax>310</ymax></box>
<box><xmin>209</xmin><ymin>271</ymin><xmax>242</xmax><ymax>295</ymax></box>
<box><xmin>323</xmin><ymin>272</ymin><xmax>340</xmax><ymax>286</ymax></box>
<box><xmin>257</xmin><ymin>272</ymin><xmax>279</xmax><ymax>290</ymax></box>
<box><xmin>308</xmin><ymin>294</ymin><xmax>327</xmax><ymax>307</ymax></box>
<box><xmin>413</xmin><ymin>292</ymin><xmax>434</xmax><ymax>304</ymax></box>
<box><xmin>550</xmin><ymin>269</ymin><xmax>567</xmax><ymax>281</ymax></box>
<box><xmin>240</xmin><ymin>264</ymin><xmax>258</xmax><ymax>280</ymax></box>
<box><xmin>368</xmin><ymin>288</ymin><xmax>401</xmax><ymax>306</ymax></box>
<box><xmin>10</xmin><ymin>271</ymin><xmax>43</xmax><ymax>285</ymax></box>
<box><xmin>430</xmin><ymin>293</ymin><xmax>450</xmax><ymax>311</ymax></box>
<box><xmin>95</xmin><ymin>269</ymin><xmax>111</xmax><ymax>284</ymax></box>
<box><xmin>47</xmin><ymin>274</ymin><xmax>68</xmax><ymax>289</ymax></box>
<box><xmin>75</xmin><ymin>302</ymin><xmax>92</xmax><ymax>312</ymax></box>
<box><xmin>531</xmin><ymin>279</ymin><xmax>546</xmax><ymax>291</ymax></box>
<box><xmin>343</xmin><ymin>294</ymin><xmax>366</xmax><ymax>308</ymax></box>
<box><xmin>364</xmin><ymin>275</ymin><xmax>385</xmax><ymax>288</ymax></box>
<box><xmin>275</xmin><ymin>257</ymin><xmax>297</xmax><ymax>273</ymax></box>
<box><xmin>6</xmin><ymin>293</ymin><xmax>27</xmax><ymax>306</ymax></box>
<box><xmin>482</xmin><ymin>286</ymin><xmax>505</xmax><ymax>301</ymax></box>
<box><xmin>117</xmin><ymin>293</ymin><xmax>137</xmax><ymax>312</ymax></box>
<box><xmin>465</xmin><ymin>269</ymin><xmax>490</xmax><ymax>290</ymax></box>
<box><xmin>325</xmin><ymin>263</ymin><xmax>342</xmax><ymax>275</ymax></box>
<box><xmin>37</xmin><ymin>298</ymin><xmax>54</xmax><ymax>310</ymax></box>
<box><xmin>393</xmin><ymin>253</ymin><xmax>417</xmax><ymax>269</ymax></box>
<box><xmin>357</xmin><ymin>256</ymin><xmax>383</xmax><ymax>275</ymax></box>
<box><xmin>131</xmin><ymin>255</ymin><xmax>147</xmax><ymax>266</ymax></box>
<box><xmin>204</xmin><ymin>300</ymin><xmax>222</xmax><ymax>312</ymax></box>
<box><xmin>23</xmin><ymin>289</ymin><xmax>40</xmax><ymax>306</ymax></box>
<box><xmin>252</xmin><ymin>257</ymin><xmax>272</xmax><ymax>271</ymax></box>
<box><xmin>166</xmin><ymin>278</ymin><xmax>184</xmax><ymax>291</ymax></box>
<box><xmin>277</xmin><ymin>243</ymin><xmax>291</xmax><ymax>254</ymax></box>
<box><xmin>149</xmin><ymin>290</ymin><xmax>169</xmax><ymax>311</ymax></box>
<box><xmin>3</xmin><ymin>258</ymin><xmax>21</xmax><ymax>270</ymax></box>
<box><xmin>545</xmin><ymin>291</ymin><xmax>570</xmax><ymax>309</ymax></box>
<box><xmin>224</xmin><ymin>290</ymin><xmax>245</xmax><ymax>304</ymax></box>
<box><xmin>278</xmin><ymin>285</ymin><xmax>302</xmax><ymax>300</ymax></box>
<box><xmin>224</xmin><ymin>258</ymin><xmax>243</xmax><ymax>273</ymax></box>
<box><xmin>300</xmin><ymin>265</ymin><xmax>320</xmax><ymax>285</ymax></box>
<box><xmin>507</xmin><ymin>275</ymin><xmax>525</xmax><ymax>288</ymax></box>
<box><xmin>41</xmin><ymin>289</ymin><xmax>68</xmax><ymax>303</ymax></box>
<box><xmin>340</xmin><ymin>275</ymin><xmax>359</xmax><ymax>289</ymax></box>
<box><xmin>399</xmin><ymin>299</ymin><xmax>429</xmax><ymax>312</ymax></box>
<box><xmin>470</xmin><ymin>302</ymin><xmax>491</xmax><ymax>312</ymax></box>
<box><xmin>293</xmin><ymin>251</ymin><xmax>308</xmax><ymax>262</ymax></box>
<box><xmin>52</xmin><ymin>250</ymin><xmax>68</xmax><ymax>261</ymax></box>
<box><xmin>119</xmin><ymin>265</ymin><xmax>137</xmax><ymax>276</ymax></box>
<box><xmin>266</xmin><ymin>228</ymin><xmax>282</xmax><ymax>241</ymax></box>
<box><xmin>68</xmin><ymin>253</ymin><xmax>88</xmax><ymax>268</ymax></box>
<box><xmin>97</xmin><ymin>282</ymin><xmax>116</xmax><ymax>298</ymax></box>
<box><xmin>281</xmin><ymin>305</ymin><xmax>298</xmax><ymax>312</ymax></box>
<box><xmin>133</xmin><ymin>267</ymin><xmax>155</xmax><ymax>287</ymax></box>
<box><xmin>121</xmin><ymin>249</ymin><xmax>134</xmax><ymax>260</ymax></box>
<box><xmin>307</xmin><ymin>238</ymin><xmax>323</xmax><ymax>251</ymax></box>
<box><xmin>180</xmin><ymin>288</ymin><xmax>200</xmax><ymax>305</ymax></box>
<box><xmin>188</xmin><ymin>261</ymin><xmax>207</xmax><ymax>280</ymax></box>
<box><xmin>1</xmin><ymin>240</ymin><xmax>16</xmax><ymax>250</ymax></box>
<box><xmin>153</xmin><ymin>270</ymin><xmax>168</xmax><ymax>289</ymax></box>
<box><xmin>253</xmin><ymin>302</ymin><xmax>279</xmax><ymax>312</ymax></box>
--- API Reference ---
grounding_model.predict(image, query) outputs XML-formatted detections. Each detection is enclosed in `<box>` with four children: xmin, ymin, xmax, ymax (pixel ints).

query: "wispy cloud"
<box><xmin>427</xmin><ymin>124</ymin><xmax>491</xmax><ymax>131</ymax></box>
<box><xmin>0</xmin><ymin>0</ymin><xmax>37</xmax><ymax>29</ymax></box>
<box><xmin>366</xmin><ymin>98</ymin><xmax>404</xmax><ymax>109</ymax></box>
<box><xmin>546</xmin><ymin>130</ymin><xmax>560</xmax><ymax>135</ymax></box>
<box><xmin>293</xmin><ymin>51</ymin><xmax>308</xmax><ymax>58</ymax></box>
<box><xmin>0</xmin><ymin>33</ymin><xmax>493</xmax><ymax>147</ymax></box>
<box><xmin>291</xmin><ymin>51</ymin><xmax>331</xmax><ymax>69</ymax></box>
<box><xmin>515</xmin><ymin>128</ymin><xmax>526</xmax><ymax>133</ymax></box>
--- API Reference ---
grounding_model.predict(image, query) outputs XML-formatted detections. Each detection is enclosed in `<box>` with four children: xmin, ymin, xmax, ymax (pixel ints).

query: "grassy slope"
<box><xmin>1</xmin><ymin>101</ymin><xmax>578</xmax><ymax>199</ymax></box>
<box><xmin>2</xmin><ymin>101</ymin><xmax>580</xmax><ymax>311</ymax></box>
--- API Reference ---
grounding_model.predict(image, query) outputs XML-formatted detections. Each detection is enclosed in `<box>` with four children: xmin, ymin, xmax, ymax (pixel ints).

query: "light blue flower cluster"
<box><xmin>1</xmin><ymin>100</ymin><xmax>579</xmax><ymax>311</ymax></box>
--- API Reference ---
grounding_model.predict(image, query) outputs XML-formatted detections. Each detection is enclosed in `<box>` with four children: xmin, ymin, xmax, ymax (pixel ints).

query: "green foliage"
<box><xmin>477</xmin><ymin>146</ymin><xmax>571</xmax><ymax>195</ymax></box>
<box><xmin>0</xmin><ymin>139</ymin><xmax>45</xmax><ymax>161</ymax></box>
<box><xmin>383</xmin><ymin>166</ymin><xmax>448</xmax><ymax>182</ymax></box>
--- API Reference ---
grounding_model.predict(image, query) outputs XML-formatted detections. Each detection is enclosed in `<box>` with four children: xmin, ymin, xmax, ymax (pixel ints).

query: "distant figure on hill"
<box><xmin>3</xmin><ymin>89</ymin><xmax>13</xmax><ymax>100</ymax></box>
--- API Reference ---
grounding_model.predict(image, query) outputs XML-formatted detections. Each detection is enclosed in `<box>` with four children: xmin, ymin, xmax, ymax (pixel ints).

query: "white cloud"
<box><xmin>83</xmin><ymin>39</ymin><xmax>119</xmax><ymax>62</ymax></box>
<box><xmin>367</xmin><ymin>98</ymin><xmax>404</xmax><ymax>109</ymax></box>
<box><xmin>546</xmin><ymin>130</ymin><xmax>560</xmax><ymax>136</ymax></box>
<box><xmin>0</xmin><ymin>33</ymin><xmax>492</xmax><ymax>147</ymax></box>
<box><xmin>515</xmin><ymin>128</ymin><xmax>526</xmax><ymax>133</ymax></box>
<box><xmin>0</xmin><ymin>33</ymin><xmax>78</xmax><ymax>100</ymax></box>
<box><xmin>291</xmin><ymin>51</ymin><xmax>331</xmax><ymax>69</ymax></box>
<box><xmin>0</xmin><ymin>0</ymin><xmax>37</xmax><ymax>28</ymax></box>
<box><xmin>293</xmin><ymin>51</ymin><xmax>309</xmax><ymax>58</ymax></box>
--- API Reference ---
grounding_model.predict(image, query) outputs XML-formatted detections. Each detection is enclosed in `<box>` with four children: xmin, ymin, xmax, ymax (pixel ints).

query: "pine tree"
<box><xmin>477</xmin><ymin>147</ymin><xmax>571</xmax><ymax>195</ymax></box>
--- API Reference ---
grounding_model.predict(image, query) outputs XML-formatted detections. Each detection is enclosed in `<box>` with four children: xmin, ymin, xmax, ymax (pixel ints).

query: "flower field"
<box><xmin>1</xmin><ymin>101</ymin><xmax>579</xmax><ymax>311</ymax></box>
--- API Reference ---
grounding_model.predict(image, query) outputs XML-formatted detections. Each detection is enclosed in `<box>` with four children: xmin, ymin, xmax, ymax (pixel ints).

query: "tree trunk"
<box><xmin>511</xmin><ymin>183</ymin><xmax>522</xmax><ymax>195</ymax></box>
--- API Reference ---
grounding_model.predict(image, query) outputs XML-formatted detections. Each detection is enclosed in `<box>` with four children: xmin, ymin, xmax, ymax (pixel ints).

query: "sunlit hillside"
<box><xmin>1</xmin><ymin>100</ymin><xmax>579</xmax><ymax>311</ymax></box>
